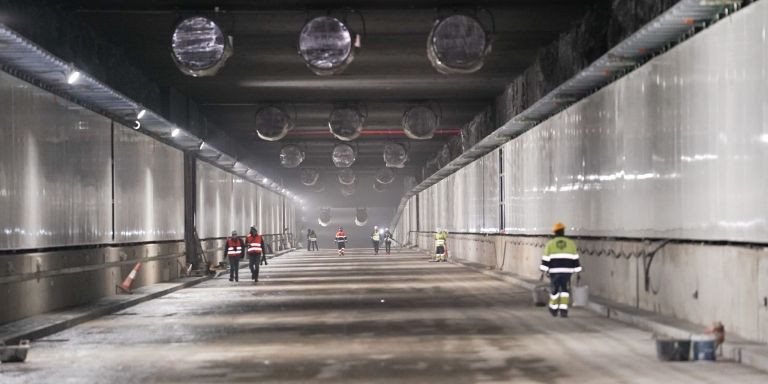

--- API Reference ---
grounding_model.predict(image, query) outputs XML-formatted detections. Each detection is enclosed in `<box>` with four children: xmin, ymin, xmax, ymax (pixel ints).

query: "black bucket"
<box><xmin>692</xmin><ymin>340</ymin><xmax>716</xmax><ymax>361</ymax></box>
<box><xmin>656</xmin><ymin>339</ymin><xmax>691</xmax><ymax>361</ymax></box>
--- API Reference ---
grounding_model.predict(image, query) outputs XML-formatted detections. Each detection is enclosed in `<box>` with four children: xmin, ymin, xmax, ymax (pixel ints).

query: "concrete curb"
<box><xmin>0</xmin><ymin>275</ymin><xmax>211</xmax><ymax>345</ymax></box>
<box><xmin>446</xmin><ymin>257</ymin><xmax>768</xmax><ymax>373</ymax></box>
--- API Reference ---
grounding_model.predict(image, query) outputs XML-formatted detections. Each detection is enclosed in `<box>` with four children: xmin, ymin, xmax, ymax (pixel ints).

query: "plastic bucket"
<box><xmin>692</xmin><ymin>336</ymin><xmax>716</xmax><ymax>361</ymax></box>
<box><xmin>572</xmin><ymin>285</ymin><xmax>589</xmax><ymax>307</ymax></box>
<box><xmin>532</xmin><ymin>284</ymin><xmax>549</xmax><ymax>307</ymax></box>
<box><xmin>655</xmin><ymin>339</ymin><xmax>691</xmax><ymax>361</ymax></box>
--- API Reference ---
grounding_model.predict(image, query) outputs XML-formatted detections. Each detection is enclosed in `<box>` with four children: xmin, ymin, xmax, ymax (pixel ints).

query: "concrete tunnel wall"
<box><xmin>0</xmin><ymin>70</ymin><xmax>298</xmax><ymax>325</ymax></box>
<box><xmin>394</xmin><ymin>2</ymin><xmax>768</xmax><ymax>343</ymax></box>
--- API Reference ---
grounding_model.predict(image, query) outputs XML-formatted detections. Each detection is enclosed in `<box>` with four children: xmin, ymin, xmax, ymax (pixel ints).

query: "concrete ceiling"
<box><xmin>63</xmin><ymin>0</ymin><xmax>597</xmax><ymax>207</ymax></box>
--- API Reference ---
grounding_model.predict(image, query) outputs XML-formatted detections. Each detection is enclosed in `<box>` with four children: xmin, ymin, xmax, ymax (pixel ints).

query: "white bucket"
<box><xmin>572</xmin><ymin>285</ymin><xmax>589</xmax><ymax>307</ymax></box>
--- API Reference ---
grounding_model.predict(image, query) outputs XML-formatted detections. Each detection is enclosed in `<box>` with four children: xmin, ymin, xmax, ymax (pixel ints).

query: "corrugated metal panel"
<box><xmin>391</xmin><ymin>0</ymin><xmax>739</xmax><ymax>230</ymax></box>
<box><xmin>0</xmin><ymin>72</ymin><xmax>112</xmax><ymax>249</ymax></box>
<box><xmin>113</xmin><ymin>123</ymin><xmax>184</xmax><ymax>242</ymax></box>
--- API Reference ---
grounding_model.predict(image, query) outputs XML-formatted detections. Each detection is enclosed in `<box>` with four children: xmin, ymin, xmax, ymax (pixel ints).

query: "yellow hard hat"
<box><xmin>552</xmin><ymin>222</ymin><xmax>566</xmax><ymax>232</ymax></box>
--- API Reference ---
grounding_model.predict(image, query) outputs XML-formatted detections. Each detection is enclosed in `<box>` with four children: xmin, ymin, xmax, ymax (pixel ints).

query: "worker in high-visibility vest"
<box><xmin>539</xmin><ymin>222</ymin><xmax>582</xmax><ymax>318</ymax></box>
<box><xmin>226</xmin><ymin>230</ymin><xmax>245</xmax><ymax>282</ymax></box>
<box><xmin>433</xmin><ymin>229</ymin><xmax>448</xmax><ymax>262</ymax></box>
<box><xmin>371</xmin><ymin>226</ymin><xmax>381</xmax><ymax>255</ymax></box>
<box><xmin>246</xmin><ymin>226</ymin><xmax>264</xmax><ymax>282</ymax></box>
<box><xmin>335</xmin><ymin>227</ymin><xmax>348</xmax><ymax>256</ymax></box>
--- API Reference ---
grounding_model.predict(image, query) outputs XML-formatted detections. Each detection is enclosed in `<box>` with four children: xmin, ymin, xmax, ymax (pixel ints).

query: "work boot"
<box><xmin>549</xmin><ymin>308</ymin><xmax>557</xmax><ymax>317</ymax></box>
<box><xmin>560</xmin><ymin>310</ymin><xmax>568</xmax><ymax>318</ymax></box>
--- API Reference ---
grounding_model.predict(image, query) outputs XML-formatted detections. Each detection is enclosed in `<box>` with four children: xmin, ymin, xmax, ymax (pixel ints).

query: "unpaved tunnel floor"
<box><xmin>1</xmin><ymin>249</ymin><xmax>766</xmax><ymax>383</ymax></box>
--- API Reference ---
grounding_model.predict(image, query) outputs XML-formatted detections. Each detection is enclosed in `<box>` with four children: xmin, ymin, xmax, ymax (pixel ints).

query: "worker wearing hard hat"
<box><xmin>539</xmin><ymin>222</ymin><xmax>582</xmax><ymax>318</ymax></box>
<box><xmin>371</xmin><ymin>226</ymin><xmax>381</xmax><ymax>255</ymax></box>
<box><xmin>383</xmin><ymin>228</ymin><xmax>394</xmax><ymax>255</ymax></box>
<box><xmin>433</xmin><ymin>228</ymin><xmax>448</xmax><ymax>262</ymax></box>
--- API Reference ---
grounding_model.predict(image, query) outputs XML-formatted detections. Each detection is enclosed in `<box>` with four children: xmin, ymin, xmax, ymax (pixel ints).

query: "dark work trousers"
<box><xmin>385</xmin><ymin>241</ymin><xmax>392</xmax><ymax>254</ymax></box>
<box><xmin>311</xmin><ymin>241</ymin><xmax>319</xmax><ymax>251</ymax></box>
<box><xmin>549</xmin><ymin>273</ymin><xmax>572</xmax><ymax>317</ymax></box>
<box><xmin>260</xmin><ymin>253</ymin><xmax>268</xmax><ymax>265</ymax></box>
<box><xmin>372</xmin><ymin>240</ymin><xmax>380</xmax><ymax>254</ymax></box>
<box><xmin>249</xmin><ymin>254</ymin><xmax>261</xmax><ymax>281</ymax></box>
<box><xmin>307</xmin><ymin>241</ymin><xmax>311</xmax><ymax>251</ymax></box>
<box><xmin>229</xmin><ymin>257</ymin><xmax>240</xmax><ymax>281</ymax></box>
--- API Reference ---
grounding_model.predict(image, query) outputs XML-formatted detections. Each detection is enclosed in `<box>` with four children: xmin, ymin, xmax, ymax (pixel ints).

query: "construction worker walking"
<box><xmin>246</xmin><ymin>226</ymin><xmax>264</xmax><ymax>282</ymax></box>
<box><xmin>371</xmin><ymin>226</ymin><xmax>381</xmax><ymax>255</ymax></box>
<box><xmin>433</xmin><ymin>228</ymin><xmax>448</xmax><ymax>262</ymax></box>
<box><xmin>383</xmin><ymin>228</ymin><xmax>394</xmax><ymax>255</ymax></box>
<box><xmin>226</xmin><ymin>230</ymin><xmax>245</xmax><ymax>282</ymax></box>
<box><xmin>309</xmin><ymin>229</ymin><xmax>319</xmax><ymax>251</ymax></box>
<box><xmin>335</xmin><ymin>227</ymin><xmax>348</xmax><ymax>256</ymax></box>
<box><xmin>539</xmin><ymin>222</ymin><xmax>582</xmax><ymax>318</ymax></box>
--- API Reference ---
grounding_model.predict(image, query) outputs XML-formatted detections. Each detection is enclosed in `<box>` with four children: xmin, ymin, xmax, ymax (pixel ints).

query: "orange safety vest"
<box><xmin>226</xmin><ymin>238</ymin><xmax>243</xmax><ymax>258</ymax></box>
<box><xmin>246</xmin><ymin>234</ymin><xmax>263</xmax><ymax>255</ymax></box>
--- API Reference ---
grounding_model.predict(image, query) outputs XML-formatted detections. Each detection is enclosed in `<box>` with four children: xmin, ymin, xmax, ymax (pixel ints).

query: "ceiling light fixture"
<box><xmin>171</xmin><ymin>16</ymin><xmax>233</xmax><ymax>77</ymax></box>
<box><xmin>136</xmin><ymin>109</ymin><xmax>146</xmax><ymax>119</ymax></box>
<box><xmin>132</xmin><ymin>120</ymin><xmax>141</xmax><ymax>130</ymax></box>
<box><xmin>171</xmin><ymin>128</ymin><xmax>181</xmax><ymax>137</ymax></box>
<box><xmin>66</xmin><ymin>69</ymin><xmax>81</xmax><ymax>84</ymax></box>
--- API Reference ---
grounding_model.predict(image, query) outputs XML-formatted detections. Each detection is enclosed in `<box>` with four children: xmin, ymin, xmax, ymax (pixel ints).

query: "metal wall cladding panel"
<box><xmin>113</xmin><ymin>124</ymin><xmax>184</xmax><ymax>242</ymax></box>
<box><xmin>482</xmin><ymin>150</ymin><xmax>500</xmax><ymax>232</ymax></box>
<box><xmin>0</xmin><ymin>72</ymin><xmax>112</xmax><ymax>249</ymax></box>
<box><xmin>196</xmin><ymin>160</ymin><xmax>233</xmax><ymax>238</ymax></box>
<box><xmin>498</xmin><ymin>1</ymin><xmax>768</xmax><ymax>242</ymax></box>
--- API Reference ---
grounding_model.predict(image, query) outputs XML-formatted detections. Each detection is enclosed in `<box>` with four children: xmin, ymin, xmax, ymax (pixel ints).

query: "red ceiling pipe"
<box><xmin>285</xmin><ymin>129</ymin><xmax>461</xmax><ymax>138</ymax></box>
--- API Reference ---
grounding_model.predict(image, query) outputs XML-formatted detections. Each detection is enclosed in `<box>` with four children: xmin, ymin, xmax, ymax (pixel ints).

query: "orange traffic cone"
<box><xmin>117</xmin><ymin>262</ymin><xmax>142</xmax><ymax>294</ymax></box>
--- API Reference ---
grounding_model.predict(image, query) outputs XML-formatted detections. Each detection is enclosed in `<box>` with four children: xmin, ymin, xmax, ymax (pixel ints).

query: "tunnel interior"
<box><xmin>0</xmin><ymin>0</ymin><xmax>767</xmax><ymax>381</ymax></box>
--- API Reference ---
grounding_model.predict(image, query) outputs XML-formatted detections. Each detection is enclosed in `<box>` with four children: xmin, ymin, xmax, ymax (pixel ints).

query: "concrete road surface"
<box><xmin>1</xmin><ymin>249</ymin><xmax>766</xmax><ymax>383</ymax></box>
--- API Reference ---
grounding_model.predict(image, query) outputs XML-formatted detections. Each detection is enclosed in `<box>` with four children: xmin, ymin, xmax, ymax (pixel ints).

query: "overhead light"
<box><xmin>263</xmin><ymin>177</ymin><xmax>269</xmax><ymax>183</ymax></box>
<box><xmin>171</xmin><ymin>128</ymin><xmax>181</xmax><ymax>137</ymax></box>
<box><xmin>427</xmin><ymin>13</ymin><xmax>493</xmax><ymax>74</ymax></box>
<box><xmin>338</xmin><ymin>168</ymin><xmax>356</xmax><ymax>185</ymax></box>
<box><xmin>132</xmin><ymin>120</ymin><xmax>141</xmax><ymax>130</ymax></box>
<box><xmin>137</xmin><ymin>109</ymin><xmax>146</xmax><ymax>119</ymax></box>
<box><xmin>761</xmin><ymin>133</ymin><xmax>768</xmax><ymax>143</ymax></box>
<box><xmin>355</xmin><ymin>207</ymin><xmax>368</xmax><ymax>226</ymax></box>
<box><xmin>66</xmin><ymin>69</ymin><xmax>81</xmax><ymax>84</ymax></box>
<box><xmin>171</xmin><ymin>16</ymin><xmax>233</xmax><ymax>77</ymax></box>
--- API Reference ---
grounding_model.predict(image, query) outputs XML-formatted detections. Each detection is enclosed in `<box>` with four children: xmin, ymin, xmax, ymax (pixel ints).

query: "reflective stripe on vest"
<box><xmin>435</xmin><ymin>239</ymin><xmax>446</xmax><ymax>246</ymax></box>
<box><xmin>227</xmin><ymin>246</ymin><xmax>242</xmax><ymax>256</ymax></box>
<box><xmin>248</xmin><ymin>242</ymin><xmax>262</xmax><ymax>253</ymax></box>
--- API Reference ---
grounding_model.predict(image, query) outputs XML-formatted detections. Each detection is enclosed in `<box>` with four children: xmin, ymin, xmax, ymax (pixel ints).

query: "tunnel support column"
<box><xmin>183</xmin><ymin>152</ymin><xmax>198</xmax><ymax>267</ymax></box>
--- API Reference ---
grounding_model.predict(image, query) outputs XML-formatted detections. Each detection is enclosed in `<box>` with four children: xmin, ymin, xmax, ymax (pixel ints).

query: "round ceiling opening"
<box><xmin>279</xmin><ymin>144</ymin><xmax>305</xmax><ymax>168</ymax></box>
<box><xmin>332</xmin><ymin>143</ymin><xmax>356</xmax><ymax>168</ymax></box>
<box><xmin>427</xmin><ymin>14</ymin><xmax>491</xmax><ymax>74</ymax></box>
<box><xmin>171</xmin><ymin>16</ymin><xmax>232</xmax><ymax>77</ymax></box>
<box><xmin>299</xmin><ymin>16</ymin><xmax>355</xmax><ymax>75</ymax></box>
<box><xmin>383</xmin><ymin>143</ymin><xmax>408</xmax><ymax>168</ymax></box>
<box><xmin>255</xmin><ymin>105</ymin><xmax>293</xmax><ymax>141</ymax></box>
<box><xmin>329</xmin><ymin>106</ymin><xmax>365</xmax><ymax>141</ymax></box>
<box><xmin>402</xmin><ymin>104</ymin><xmax>440</xmax><ymax>140</ymax></box>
